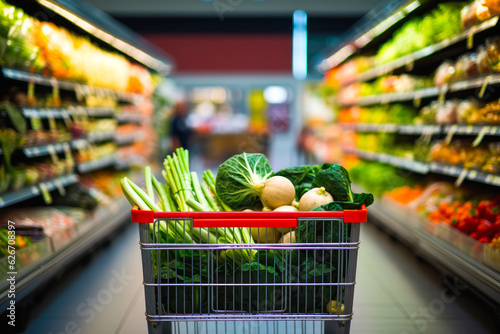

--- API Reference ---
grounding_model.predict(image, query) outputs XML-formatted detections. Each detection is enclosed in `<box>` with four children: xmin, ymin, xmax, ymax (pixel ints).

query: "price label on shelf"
<box><xmin>472</xmin><ymin>126</ymin><xmax>489</xmax><ymax>147</ymax></box>
<box><xmin>467</xmin><ymin>26</ymin><xmax>476</xmax><ymax>49</ymax></box>
<box><xmin>30</xmin><ymin>116</ymin><xmax>43</xmax><ymax>131</ymax></box>
<box><xmin>47</xmin><ymin>114</ymin><xmax>57</xmax><ymax>131</ymax></box>
<box><xmin>74</xmin><ymin>84</ymin><xmax>84</xmax><ymax>102</ymax></box>
<box><xmin>405</xmin><ymin>58</ymin><xmax>415</xmax><ymax>71</ymax></box>
<box><xmin>39</xmin><ymin>182</ymin><xmax>53</xmax><ymax>205</ymax></box>
<box><xmin>46</xmin><ymin>145</ymin><xmax>59</xmax><ymax>163</ymax></box>
<box><xmin>444</xmin><ymin>125</ymin><xmax>458</xmax><ymax>145</ymax></box>
<box><xmin>478</xmin><ymin>75</ymin><xmax>492</xmax><ymax>99</ymax></box>
<box><xmin>438</xmin><ymin>84</ymin><xmax>448</xmax><ymax>104</ymax></box>
<box><xmin>54</xmin><ymin>179</ymin><xmax>66</xmax><ymax>196</ymax></box>
<box><xmin>455</xmin><ymin>168</ymin><xmax>469</xmax><ymax>187</ymax></box>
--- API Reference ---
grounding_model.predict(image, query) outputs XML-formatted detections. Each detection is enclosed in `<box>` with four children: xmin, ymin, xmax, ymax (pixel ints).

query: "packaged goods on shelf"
<box><xmin>462</xmin><ymin>0</ymin><xmax>500</xmax><ymax>27</ymax></box>
<box><xmin>434</xmin><ymin>36</ymin><xmax>500</xmax><ymax>85</ymax></box>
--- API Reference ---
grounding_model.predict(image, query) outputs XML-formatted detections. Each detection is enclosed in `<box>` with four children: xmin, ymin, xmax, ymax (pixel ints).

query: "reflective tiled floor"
<box><xmin>26</xmin><ymin>220</ymin><xmax>495</xmax><ymax>334</ymax></box>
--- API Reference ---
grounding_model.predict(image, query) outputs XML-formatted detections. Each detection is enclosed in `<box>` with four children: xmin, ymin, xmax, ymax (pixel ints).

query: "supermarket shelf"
<box><xmin>1</xmin><ymin>67</ymin><xmax>141</xmax><ymax>104</ymax></box>
<box><xmin>429</xmin><ymin>163</ymin><xmax>500</xmax><ymax>187</ymax></box>
<box><xmin>443</xmin><ymin>124</ymin><xmax>500</xmax><ymax>136</ymax></box>
<box><xmin>115</xmin><ymin>113</ymin><xmax>145</xmax><ymax>123</ymax></box>
<box><xmin>346</xmin><ymin>148</ymin><xmax>500</xmax><ymax>186</ymax></box>
<box><xmin>0</xmin><ymin>197</ymin><xmax>131</xmax><ymax>312</ymax></box>
<box><xmin>22</xmin><ymin>141</ymin><xmax>74</xmax><ymax>158</ymax></box>
<box><xmin>341</xmin><ymin>74</ymin><xmax>500</xmax><ymax>107</ymax></box>
<box><xmin>115</xmin><ymin>132</ymin><xmax>143</xmax><ymax>145</ymax></box>
<box><xmin>0</xmin><ymin>174</ymin><xmax>79</xmax><ymax>208</ymax></box>
<box><xmin>85</xmin><ymin>107</ymin><xmax>115</xmax><ymax>117</ymax></box>
<box><xmin>341</xmin><ymin>123</ymin><xmax>499</xmax><ymax>136</ymax></box>
<box><xmin>353</xmin><ymin>17</ymin><xmax>499</xmax><ymax>84</ymax></box>
<box><xmin>21</xmin><ymin>108</ymin><xmax>70</xmax><ymax>119</ymax></box>
<box><xmin>347</xmin><ymin>148</ymin><xmax>429</xmax><ymax>174</ymax></box>
<box><xmin>318</xmin><ymin>0</ymin><xmax>419</xmax><ymax>71</ymax></box>
<box><xmin>87</xmin><ymin>131</ymin><xmax>116</xmax><ymax>143</ymax></box>
<box><xmin>368</xmin><ymin>199</ymin><xmax>500</xmax><ymax>305</ymax></box>
<box><xmin>77</xmin><ymin>154</ymin><xmax>117</xmax><ymax>173</ymax></box>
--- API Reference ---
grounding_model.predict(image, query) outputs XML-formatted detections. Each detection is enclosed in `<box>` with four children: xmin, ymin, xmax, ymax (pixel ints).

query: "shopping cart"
<box><xmin>131</xmin><ymin>205</ymin><xmax>367</xmax><ymax>334</ymax></box>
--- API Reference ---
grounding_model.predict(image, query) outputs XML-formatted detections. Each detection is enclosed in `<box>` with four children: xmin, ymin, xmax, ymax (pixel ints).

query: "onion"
<box><xmin>273</xmin><ymin>205</ymin><xmax>298</xmax><ymax>234</ymax></box>
<box><xmin>273</xmin><ymin>205</ymin><xmax>298</xmax><ymax>212</ymax></box>
<box><xmin>278</xmin><ymin>231</ymin><xmax>296</xmax><ymax>243</ymax></box>
<box><xmin>298</xmin><ymin>187</ymin><xmax>334</xmax><ymax>211</ymax></box>
<box><xmin>250</xmin><ymin>227</ymin><xmax>281</xmax><ymax>243</ymax></box>
<box><xmin>260</xmin><ymin>176</ymin><xmax>295</xmax><ymax>209</ymax></box>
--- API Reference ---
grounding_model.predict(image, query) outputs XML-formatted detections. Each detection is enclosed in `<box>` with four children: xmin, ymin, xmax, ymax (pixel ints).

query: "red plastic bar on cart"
<box><xmin>131</xmin><ymin>205</ymin><xmax>366</xmax><ymax>227</ymax></box>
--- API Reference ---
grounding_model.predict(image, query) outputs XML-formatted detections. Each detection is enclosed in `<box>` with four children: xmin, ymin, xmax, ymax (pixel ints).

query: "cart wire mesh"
<box><xmin>132</xmin><ymin>208</ymin><xmax>366</xmax><ymax>334</ymax></box>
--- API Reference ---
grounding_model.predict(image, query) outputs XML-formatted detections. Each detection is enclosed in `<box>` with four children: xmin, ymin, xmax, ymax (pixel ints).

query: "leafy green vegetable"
<box><xmin>215</xmin><ymin>153</ymin><xmax>273</xmax><ymax>210</ymax></box>
<box><xmin>217</xmin><ymin>250</ymin><xmax>287</xmax><ymax>312</ymax></box>
<box><xmin>315</xmin><ymin>164</ymin><xmax>354</xmax><ymax>202</ymax></box>
<box><xmin>313</xmin><ymin>193</ymin><xmax>374</xmax><ymax>211</ymax></box>
<box><xmin>275</xmin><ymin>164</ymin><xmax>323</xmax><ymax>199</ymax></box>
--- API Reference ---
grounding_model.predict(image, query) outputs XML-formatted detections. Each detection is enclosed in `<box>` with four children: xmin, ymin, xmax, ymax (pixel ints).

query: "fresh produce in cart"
<box><xmin>121</xmin><ymin>148</ymin><xmax>373</xmax><ymax>315</ymax></box>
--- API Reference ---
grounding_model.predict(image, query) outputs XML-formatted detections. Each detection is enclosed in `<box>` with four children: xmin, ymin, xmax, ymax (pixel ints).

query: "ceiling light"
<box><xmin>36</xmin><ymin>0</ymin><xmax>172</xmax><ymax>75</ymax></box>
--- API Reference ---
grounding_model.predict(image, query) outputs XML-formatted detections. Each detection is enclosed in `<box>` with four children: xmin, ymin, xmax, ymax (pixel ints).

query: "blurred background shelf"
<box><xmin>77</xmin><ymin>154</ymin><xmax>117</xmax><ymax>174</ymax></box>
<box><xmin>0</xmin><ymin>197</ymin><xmax>131</xmax><ymax>312</ymax></box>
<box><xmin>1</xmin><ymin>67</ymin><xmax>140</xmax><ymax>103</ymax></box>
<box><xmin>367</xmin><ymin>198</ymin><xmax>500</xmax><ymax>306</ymax></box>
<box><xmin>0</xmin><ymin>174</ymin><xmax>79</xmax><ymax>209</ymax></box>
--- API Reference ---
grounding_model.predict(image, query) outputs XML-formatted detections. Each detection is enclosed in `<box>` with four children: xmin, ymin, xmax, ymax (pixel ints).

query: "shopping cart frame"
<box><xmin>132</xmin><ymin>206</ymin><xmax>367</xmax><ymax>334</ymax></box>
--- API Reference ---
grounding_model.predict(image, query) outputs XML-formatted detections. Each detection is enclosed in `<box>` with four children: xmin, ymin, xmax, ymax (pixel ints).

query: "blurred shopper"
<box><xmin>170</xmin><ymin>100</ymin><xmax>192</xmax><ymax>151</ymax></box>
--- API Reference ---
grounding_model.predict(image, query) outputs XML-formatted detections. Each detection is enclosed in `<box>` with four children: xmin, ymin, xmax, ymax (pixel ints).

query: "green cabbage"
<box><xmin>215</xmin><ymin>153</ymin><xmax>273</xmax><ymax>210</ymax></box>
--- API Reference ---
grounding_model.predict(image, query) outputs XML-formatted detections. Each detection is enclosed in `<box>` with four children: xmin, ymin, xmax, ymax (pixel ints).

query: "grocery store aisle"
<box><xmin>25</xmin><ymin>218</ymin><xmax>495</xmax><ymax>334</ymax></box>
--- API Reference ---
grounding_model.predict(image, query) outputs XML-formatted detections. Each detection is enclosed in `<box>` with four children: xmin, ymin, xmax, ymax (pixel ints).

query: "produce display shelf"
<box><xmin>346</xmin><ymin>148</ymin><xmax>430</xmax><ymax>174</ymax></box>
<box><xmin>1</xmin><ymin>67</ymin><xmax>141</xmax><ymax>104</ymax></box>
<box><xmin>22</xmin><ymin>141</ymin><xmax>74</xmax><ymax>158</ymax></box>
<box><xmin>21</xmin><ymin>108</ymin><xmax>70</xmax><ymax>119</ymax></box>
<box><xmin>115</xmin><ymin>132</ymin><xmax>143</xmax><ymax>145</ymax></box>
<box><xmin>429</xmin><ymin>163</ymin><xmax>500</xmax><ymax>187</ymax></box>
<box><xmin>340</xmin><ymin>74</ymin><xmax>500</xmax><ymax>107</ymax></box>
<box><xmin>85</xmin><ymin>107</ymin><xmax>116</xmax><ymax>117</ymax></box>
<box><xmin>367</xmin><ymin>198</ymin><xmax>500</xmax><ymax>305</ymax></box>
<box><xmin>87</xmin><ymin>131</ymin><xmax>116</xmax><ymax>143</ymax></box>
<box><xmin>351</xmin><ymin>17</ymin><xmax>499</xmax><ymax>85</ymax></box>
<box><xmin>0</xmin><ymin>197</ymin><xmax>131</xmax><ymax>312</ymax></box>
<box><xmin>341</xmin><ymin>123</ymin><xmax>499</xmax><ymax>136</ymax></box>
<box><xmin>77</xmin><ymin>154</ymin><xmax>117</xmax><ymax>174</ymax></box>
<box><xmin>0</xmin><ymin>173</ymin><xmax>79</xmax><ymax>208</ymax></box>
<box><xmin>346</xmin><ymin>148</ymin><xmax>500</xmax><ymax>186</ymax></box>
<box><xmin>443</xmin><ymin>124</ymin><xmax>500</xmax><ymax>136</ymax></box>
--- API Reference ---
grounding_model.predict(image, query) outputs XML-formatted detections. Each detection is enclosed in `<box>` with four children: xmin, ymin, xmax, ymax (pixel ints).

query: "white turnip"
<box><xmin>260</xmin><ymin>176</ymin><xmax>295</xmax><ymax>209</ymax></box>
<box><xmin>299</xmin><ymin>187</ymin><xmax>334</xmax><ymax>211</ymax></box>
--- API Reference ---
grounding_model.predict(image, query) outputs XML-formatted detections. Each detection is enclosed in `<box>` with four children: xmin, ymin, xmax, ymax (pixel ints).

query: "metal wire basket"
<box><xmin>131</xmin><ymin>206</ymin><xmax>367</xmax><ymax>334</ymax></box>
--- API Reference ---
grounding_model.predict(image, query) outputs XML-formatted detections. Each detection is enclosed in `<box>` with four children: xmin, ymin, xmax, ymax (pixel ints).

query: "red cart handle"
<box><xmin>131</xmin><ymin>205</ymin><xmax>366</xmax><ymax>228</ymax></box>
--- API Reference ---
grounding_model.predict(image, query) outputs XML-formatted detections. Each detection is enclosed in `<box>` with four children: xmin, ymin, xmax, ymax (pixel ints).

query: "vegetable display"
<box><xmin>121</xmin><ymin>148</ymin><xmax>373</xmax><ymax>314</ymax></box>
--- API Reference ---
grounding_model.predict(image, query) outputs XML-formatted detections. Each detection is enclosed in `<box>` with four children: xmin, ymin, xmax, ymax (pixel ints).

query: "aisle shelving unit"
<box><xmin>0</xmin><ymin>173</ymin><xmax>79</xmax><ymax>208</ymax></box>
<box><xmin>340</xmin><ymin>73</ymin><xmax>500</xmax><ymax>107</ymax></box>
<box><xmin>0</xmin><ymin>0</ymin><xmax>173</xmax><ymax>321</ymax></box>
<box><xmin>367</xmin><ymin>197</ymin><xmax>500</xmax><ymax>305</ymax></box>
<box><xmin>345</xmin><ymin>147</ymin><xmax>500</xmax><ymax>186</ymax></box>
<box><xmin>317</xmin><ymin>0</ymin><xmax>500</xmax><ymax>307</ymax></box>
<box><xmin>1</xmin><ymin>67</ymin><xmax>141</xmax><ymax>104</ymax></box>
<box><xmin>0</xmin><ymin>197</ymin><xmax>131</xmax><ymax>311</ymax></box>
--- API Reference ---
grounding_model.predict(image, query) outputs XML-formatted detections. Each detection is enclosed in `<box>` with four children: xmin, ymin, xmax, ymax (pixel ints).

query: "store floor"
<box><xmin>25</xmin><ymin>218</ymin><xmax>495</xmax><ymax>334</ymax></box>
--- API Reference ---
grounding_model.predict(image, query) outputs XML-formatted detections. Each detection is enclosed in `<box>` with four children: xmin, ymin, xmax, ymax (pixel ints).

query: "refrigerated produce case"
<box><xmin>313</xmin><ymin>0</ymin><xmax>500</xmax><ymax>318</ymax></box>
<box><xmin>0</xmin><ymin>0</ymin><xmax>173</xmax><ymax>326</ymax></box>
